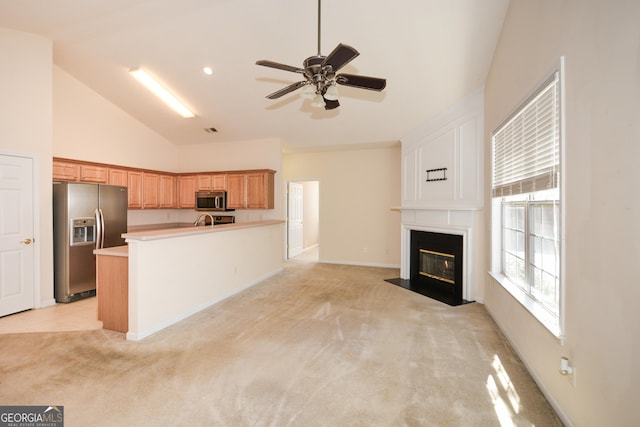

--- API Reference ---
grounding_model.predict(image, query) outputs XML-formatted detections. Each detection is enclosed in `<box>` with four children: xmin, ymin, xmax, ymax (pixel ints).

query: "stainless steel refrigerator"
<box><xmin>53</xmin><ymin>182</ymin><xmax>128</xmax><ymax>303</ymax></box>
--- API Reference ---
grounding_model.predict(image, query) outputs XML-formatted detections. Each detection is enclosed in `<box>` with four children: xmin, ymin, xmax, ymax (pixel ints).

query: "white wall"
<box><xmin>483</xmin><ymin>1</ymin><xmax>640</xmax><ymax>425</ymax></box>
<box><xmin>53</xmin><ymin>66</ymin><xmax>179</xmax><ymax>171</ymax></box>
<box><xmin>283</xmin><ymin>146</ymin><xmax>401</xmax><ymax>267</ymax></box>
<box><xmin>0</xmin><ymin>29</ymin><xmax>54</xmax><ymax>306</ymax></box>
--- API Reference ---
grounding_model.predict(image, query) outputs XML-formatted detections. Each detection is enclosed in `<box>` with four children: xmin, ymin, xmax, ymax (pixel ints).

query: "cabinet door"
<box><xmin>127</xmin><ymin>171</ymin><xmax>143</xmax><ymax>209</ymax></box>
<box><xmin>143</xmin><ymin>173</ymin><xmax>160</xmax><ymax>208</ymax></box>
<box><xmin>177</xmin><ymin>176</ymin><xmax>197</xmax><ymax>208</ymax></box>
<box><xmin>226</xmin><ymin>174</ymin><xmax>246</xmax><ymax>209</ymax></box>
<box><xmin>197</xmin><ymin>175</ymin><xmax>212</xmax><ymax>190</ymax></box>
<box><xmin>211</xmin><ymin>174</ymin><xmax>227</xmax><ymax>190</ymax></box>
<box><xmin>52</xmin><ymin>160</ymin><xmax>79</xmax><ymax>181</ymax></box>
<box><xmin>108</xmin><ymin>168</ymin><xmax>128</xmax><ymax>186</ymax></box>
<box><xmin>159</xmin><ymin>175</ymin><xmax>176</xmax><ymax>208</ymax></box>
<box><xmin>80</xmin><ymin>164</ymin><xmax>108</xmax><ymax>183</ymax></box>
<box><xmin>246</xmin><ymin>172</ymin><xmax>275</xmax><ymax>209</ymax></box>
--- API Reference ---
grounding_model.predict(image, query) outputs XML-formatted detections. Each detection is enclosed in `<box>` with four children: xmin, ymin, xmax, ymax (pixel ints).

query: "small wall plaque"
<box><xmin>426</xmin><ymin>168</ymin><xmax>447</xmax><ymax>182</ymax></box>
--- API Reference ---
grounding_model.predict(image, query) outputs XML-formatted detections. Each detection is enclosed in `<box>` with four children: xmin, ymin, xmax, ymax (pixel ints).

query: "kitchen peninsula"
<box><xmin>95</xmin><ymin>220</ymin><xmax>284</xmax><ymax>341</ymax></box>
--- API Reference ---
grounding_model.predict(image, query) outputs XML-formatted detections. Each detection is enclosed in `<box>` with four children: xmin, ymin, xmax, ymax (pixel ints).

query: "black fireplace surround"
<box><xmin>386</xmin><ymin>230</ymin><xmax>472</xmax><ymax>306</ymax></box>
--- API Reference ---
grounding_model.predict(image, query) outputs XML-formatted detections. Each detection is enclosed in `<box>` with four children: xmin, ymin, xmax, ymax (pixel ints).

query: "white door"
<box><xmin>0</xmin><ymin>154</ymin><xmax>35</xmax><ymax>317</ymax></box>
<box><xmin>287</xmin><ymin>182</ymin><xmax>304</xmax><ymax>259</ymax></box>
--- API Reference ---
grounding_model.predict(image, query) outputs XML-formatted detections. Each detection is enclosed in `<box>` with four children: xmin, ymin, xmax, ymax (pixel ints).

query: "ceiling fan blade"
<box><xmin>323</xmin><ymin>97</ymin><xmax>340</xmax><ymax>110</ymax></box>
<box><xmin>265</xmin><ymin>81</ymin><xmax>307</xmax><ymax>99</ymax></box>
<box><xmin>336</xmin><ymin>74</ymin><xmax>387</xmax><ymax>91</ymax></box>
<box><xmin>256</xmin><ymin>60</ymin><xmax>305</xmax><ymax>74</ymax></box>
<box><xmin>322</xmin><ymin>43</ymin><xmax>359</xmax><ymax>72</ymax></box>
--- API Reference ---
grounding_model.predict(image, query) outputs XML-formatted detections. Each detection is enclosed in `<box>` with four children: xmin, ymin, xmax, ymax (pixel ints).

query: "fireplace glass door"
<box><xmin>419</xmin><ymin>249</ymin><xmax>455</xmax><ymax>284</ymax></box>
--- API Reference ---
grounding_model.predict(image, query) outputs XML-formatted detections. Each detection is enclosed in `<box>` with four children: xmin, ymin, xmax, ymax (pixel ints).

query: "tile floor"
<box><xmin>0</xmin><ymin>296</ymin><xmax>102</xmax><ymax>334</ymax></box>
<box><xmin>0</xmin><ymin>245</ymin><xmax>320</xmax><ymax>335</ymax></box>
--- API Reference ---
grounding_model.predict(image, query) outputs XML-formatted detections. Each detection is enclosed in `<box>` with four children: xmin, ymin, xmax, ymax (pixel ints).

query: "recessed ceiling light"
<box><xmin>203</xmin><ymin>67</ymin><xmax>213</xmax><ymax>75</ymax></box>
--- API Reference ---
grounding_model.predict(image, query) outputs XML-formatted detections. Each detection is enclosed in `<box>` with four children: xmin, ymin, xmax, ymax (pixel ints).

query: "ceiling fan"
<box><xmin>255</xmin><ymin>0</ymin><xmax>386</xmax><ymax>110</ymax></box>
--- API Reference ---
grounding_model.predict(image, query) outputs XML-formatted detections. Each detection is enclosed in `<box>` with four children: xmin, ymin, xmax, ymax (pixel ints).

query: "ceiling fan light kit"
<box><xmin>256</xmin><ymin>0</ymin><xmax>386</xmax><ymax>110</ymax></box>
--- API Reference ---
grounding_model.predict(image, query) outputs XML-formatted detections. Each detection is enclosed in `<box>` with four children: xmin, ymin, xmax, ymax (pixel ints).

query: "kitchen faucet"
<box><xmin>193</xmin><ymin>213</ymin><xmax>215</xmax><ymax>226</ymax></box>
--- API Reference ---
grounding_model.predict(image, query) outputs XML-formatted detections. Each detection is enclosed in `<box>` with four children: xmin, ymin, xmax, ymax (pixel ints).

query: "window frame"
<box><xmin>490</xmin><ymin>58</ymin><xmax>565</xmax><ymax>339</ymax></box>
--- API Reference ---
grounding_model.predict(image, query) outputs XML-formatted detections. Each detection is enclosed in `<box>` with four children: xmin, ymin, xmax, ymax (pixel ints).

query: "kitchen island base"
<box><xmin>123</xmin><ymin>220</ymin><xmax>284</xmax><ymax>341</ymax></box>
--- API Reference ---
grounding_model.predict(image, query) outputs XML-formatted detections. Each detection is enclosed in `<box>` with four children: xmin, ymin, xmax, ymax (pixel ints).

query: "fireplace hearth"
<box><xmin>387</xmin><ymin>230</ymin><xmax>472</xmax><ymax>306</ymax></box>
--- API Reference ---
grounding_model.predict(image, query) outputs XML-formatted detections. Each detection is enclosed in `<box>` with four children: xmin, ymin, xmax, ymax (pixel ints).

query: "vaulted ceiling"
<box><xmin>0</xmin><ymin>0</ymin><xmax>510</xmax><ymax>151</ymax></box>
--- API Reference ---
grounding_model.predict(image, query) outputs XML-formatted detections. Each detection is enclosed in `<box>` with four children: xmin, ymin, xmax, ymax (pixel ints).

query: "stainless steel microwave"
<box><xmin>195</xmin><ymin>190</ymin><xmax>234</xmax><ymax>211</ymax></box>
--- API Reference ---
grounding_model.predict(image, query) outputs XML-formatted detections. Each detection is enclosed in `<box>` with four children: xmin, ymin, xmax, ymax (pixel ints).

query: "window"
<box><xmin>491</xmin><ymin>65</ymin><xmax>563</xmax><ymax>336</ymax></box>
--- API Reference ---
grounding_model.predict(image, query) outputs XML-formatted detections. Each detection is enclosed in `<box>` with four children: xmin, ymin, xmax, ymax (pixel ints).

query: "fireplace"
<box><xmin>387</xmin><ymin>229</ymin><xmax>470</xmax><ymax>306</ymax></box>
<box><xmin>410</xmin><ymin>230</ymin><xmax>463</xmax><ymax>304</ymax></box>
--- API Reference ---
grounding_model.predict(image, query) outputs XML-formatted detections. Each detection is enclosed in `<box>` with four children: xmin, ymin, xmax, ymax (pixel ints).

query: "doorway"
<box><xmin>287</xmin><ymin>180</ymin><xmax>319</xmax><ymax>260</ymax></box>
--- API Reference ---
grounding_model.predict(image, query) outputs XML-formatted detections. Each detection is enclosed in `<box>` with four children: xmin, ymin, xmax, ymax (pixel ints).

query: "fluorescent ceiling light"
<box><xmin>129</xmin><ymin>68</ymin><xmax>195</xmax><ymax>118</ymax></box>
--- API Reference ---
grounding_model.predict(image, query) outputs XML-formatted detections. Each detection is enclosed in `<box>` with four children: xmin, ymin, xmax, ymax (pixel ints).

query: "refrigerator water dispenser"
<box><xmin>70</xmin><ymin>218</ymin><xmax>95</xmax><ymax>246</ymax></box>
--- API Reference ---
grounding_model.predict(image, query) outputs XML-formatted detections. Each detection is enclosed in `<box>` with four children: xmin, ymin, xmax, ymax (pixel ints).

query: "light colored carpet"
<box><xmin>0</xmin><ymin>258</ymin><xmax>561</xmax><ymax>426</ymax></box>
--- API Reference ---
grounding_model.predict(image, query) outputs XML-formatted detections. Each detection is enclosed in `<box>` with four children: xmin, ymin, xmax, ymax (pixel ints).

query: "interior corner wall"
<box><xmin>283</xmin><ymin>145</ymin><xmax>401</xmax><ymax>267</ymax></box>
<box><xmin>483</xmin><ymin>1</ymin><xmax>640</xmax><ymax>425</ymax></box>
<box><xmin>0</xmin><ymin>28</ymin><xmax>54</xmax><ymax>306</ymax></box>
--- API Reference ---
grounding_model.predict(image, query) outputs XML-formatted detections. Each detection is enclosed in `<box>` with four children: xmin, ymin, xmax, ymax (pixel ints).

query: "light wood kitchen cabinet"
<box><xmin>108</xmin><ymin>168</ymin><xmax>128</xmax><ymax>186</ymax></box>
<box><xmin>142</xmin><ymin>173</ymin><xmax>160</xmax><ymax>208</ymax></box>
<box><xmin>226</xmin><ymin>171</ymin><xmax>275</xmax><ymax>209</ymax></box>
<box><xmin>52</xmin><ymin>158</ymin><xmax>275</xmax><ymax>210</ymax></box>
<box><xmin>226</xmin><ymin>173</ymin><xmax>246</xmax><ymax>209</ymax></box>
<box><xmin>247</xmin><ymin>171</ymin><xmax>275</xmax><ymax>209</ymax></box>
<box><xmin>159</xmin><ymin>174</ymin><xmax>176</xmax><ymax>208</ymax></box>
<box><xmin>52</xmin><ymin>160</ymin><xmax>80</xmax><ymax>181</ymax></box>
<box><xmin>177</xmin><ymin>175</ymin><xmax>197</xmax><ymax>208</ymax></box>
<box><xmin>196</xmin><ymin>174</ymin><xmax>226</xmax><ymax>191</ymax></box>
<box><xmin>197</xmin><ymin>175</ymin><xmax>212</xmax><ymax>190</ymax></box>
<box><xmin>211</xmin><ymin>174</ymin><xmax>227</xmax><ymax>190</ymax></box>
<box><xmin>80</xmin><ymin>164</ymin><xmax>108</xmax><ymax>183</ymax></box>
<box><xmin>127</xmin><ymin>170</ymin><xmax>143</xmax><ymax>209</ymax></box>
<box><xmin>96</xmin><ymin>251</ymin><xmax>128</xmax><ymax>333</ymax></box>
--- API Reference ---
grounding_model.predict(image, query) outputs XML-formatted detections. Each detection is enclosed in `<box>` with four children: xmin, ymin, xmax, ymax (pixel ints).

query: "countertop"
<box><xmin>93</xmin><ymin>245</ymin><xmax>129</xmax><ymax>257</ymax></box>
<box><xmin>123</xmin><ymin>219</ymin><xmax>285</xmax><ymax>242</ymax></box>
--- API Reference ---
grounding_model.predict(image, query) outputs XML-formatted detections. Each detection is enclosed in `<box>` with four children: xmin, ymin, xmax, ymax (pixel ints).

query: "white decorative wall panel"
<box><xmin>401</xmin><ymin>88</ymin><xmax>484</xmax><ymax>210</ymax></box>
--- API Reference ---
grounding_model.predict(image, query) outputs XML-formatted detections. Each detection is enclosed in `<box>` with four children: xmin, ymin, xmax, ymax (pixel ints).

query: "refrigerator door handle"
<box><xmin>95</xmin><ymin>208</ymin><xmax>103</xmax><ymax>249</ymax></box>
<box><xmin>99</xmin><ymin>208</ymin><xmax>105</xmax><ymax>249</ymax></box>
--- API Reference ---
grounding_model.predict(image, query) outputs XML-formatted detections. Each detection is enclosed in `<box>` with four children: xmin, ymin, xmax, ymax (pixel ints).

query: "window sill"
<box><xmin>489</xmin><ymin>272</ymin><xmax>563</xmax><ymax>339</ymax></box>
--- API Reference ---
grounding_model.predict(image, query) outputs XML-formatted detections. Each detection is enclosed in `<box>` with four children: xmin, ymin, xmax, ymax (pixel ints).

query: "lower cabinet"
<box><xmin>96</xmin><ymin>253</ymin><xmax>128</xmax><ymax>333</ymax></box>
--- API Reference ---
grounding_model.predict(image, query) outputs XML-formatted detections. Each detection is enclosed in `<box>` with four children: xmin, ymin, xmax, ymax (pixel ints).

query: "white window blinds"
<box><xmin>492</xmin><ymin>72</ymin><xmax>560</xmax><ymax>197</ymax></box>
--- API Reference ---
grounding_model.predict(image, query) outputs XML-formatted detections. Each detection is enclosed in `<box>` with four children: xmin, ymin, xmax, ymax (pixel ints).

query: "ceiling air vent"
<box><xmin>204</xmin><ymin>127</ymin><xmax>218</xmax><ymax>133</ymax></box>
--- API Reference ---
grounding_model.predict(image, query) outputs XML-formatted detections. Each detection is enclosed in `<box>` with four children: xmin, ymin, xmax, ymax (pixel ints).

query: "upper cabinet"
<box><xmin>247</xmin><ymin>171</ymin><xmax>275</xmax><ymax>209</ymax></box>
<box><xmin>226</xmin><ymin>173</ymin><xmax>246</xmax><ymax>209</ymax></box>
<box><xmin>177</xmin><ymin>176</ymin><xmax>197</xmax><ymax>208</ymax></box>
<box><xmin>108</xmin><ymin>168</ymin><xmax>128</xmax><ymax>187</ymax></box>
<box><xmin>127</xmin><ymin>171</ymin><xmax>143</xmax><ymax>209</ymax></box>
<box><xmin>227</xmin><ymin>170</ymin><xmax>275</xmax><ymax>210</ymax></box>
<box><xmin>53</xmin><ymin>158</ymin><xmax>275</xmax><ymax>210</ymax></box>
<box><xmin>159</xmin><ymin>174</ymin><xmax>176</xmax><ymax>208</ymax></box>
<box><xmin>52</xmin><ymin>160</ymin><xmax>79</xmax><ymax>181</ymax></box>
<box><xmin>79</xmin><ymin>164</ymin><xmax>108</xmax><ymax>183</ymax></box>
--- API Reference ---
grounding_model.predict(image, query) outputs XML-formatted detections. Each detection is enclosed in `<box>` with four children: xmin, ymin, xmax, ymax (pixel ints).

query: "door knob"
<box><xmin>19</xmin><ymin>238</ymin><xmax>33</xmax><ymax>245</ymax></box>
